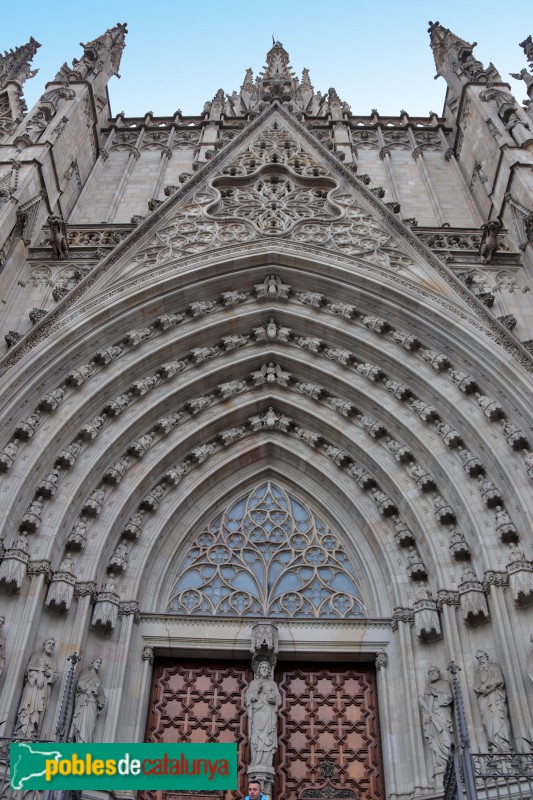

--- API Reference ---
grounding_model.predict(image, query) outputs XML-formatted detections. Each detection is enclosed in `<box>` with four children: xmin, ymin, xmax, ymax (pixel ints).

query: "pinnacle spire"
<box><xmin>0</xmin><ymin>37</ymin><xmax>40</xmax><ymax>91</ymax></box>
<box><xmin>54</xmin><ymin>22</ymin><xmax>127</xmax><ymax>84</ymax></box>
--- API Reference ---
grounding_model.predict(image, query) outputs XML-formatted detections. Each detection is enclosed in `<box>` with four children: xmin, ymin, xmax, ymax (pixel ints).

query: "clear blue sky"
<box><xmin>2</xmin><ymin>1</ymin><xmax>529</xmax><ymax>118</ymax></box>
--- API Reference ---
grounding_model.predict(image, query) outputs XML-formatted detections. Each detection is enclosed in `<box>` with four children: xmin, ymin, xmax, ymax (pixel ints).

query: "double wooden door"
<box><xmin>144</xmin><ymin>659</ymin><xmax>384</xmax><ymax>800</ymax></box>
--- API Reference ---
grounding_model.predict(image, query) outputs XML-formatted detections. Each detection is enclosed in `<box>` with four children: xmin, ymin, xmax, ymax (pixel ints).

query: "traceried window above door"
<box><xmin>167</xmin><ymin>481</ymin><xmax>367</xmax><ymax>618</ymax></box>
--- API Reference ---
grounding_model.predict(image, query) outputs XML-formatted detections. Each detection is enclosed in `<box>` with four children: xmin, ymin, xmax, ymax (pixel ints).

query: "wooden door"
<box><xmin>143</xmin><ymin>659</ymin><xmax>384</xmax><ymax>800</ymax></box>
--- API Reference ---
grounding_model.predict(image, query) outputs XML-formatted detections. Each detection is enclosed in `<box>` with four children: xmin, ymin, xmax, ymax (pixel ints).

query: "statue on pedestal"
<box><xmin>245</xmin><ymin>658</ymin><xmax>281</xmax><ymax>769</ymax></box>
<box><xmin>69</xmin><ymin>657</ymin><xmax>106</xmax><ymax>742</ymax></box>
<box><xmin>419</xmin><ymin>665</ymin><xmax>454</xmax><ymax>771</ymax></box>
<box><xmin>473</xmin><ymin>651</ymin><xmax>512</xmax><ymax>752</ymax></box>
<box><xmin>16</xmin><ymin>638</ymin><xmax>58</xmax><ymax>738</ymax></box>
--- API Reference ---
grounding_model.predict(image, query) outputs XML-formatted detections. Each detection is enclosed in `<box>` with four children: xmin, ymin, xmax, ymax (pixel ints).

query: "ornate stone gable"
<box><xmin>53</xmin><ymin>105</ymin><xmax>472</xmax><ymax>310</ymax></box>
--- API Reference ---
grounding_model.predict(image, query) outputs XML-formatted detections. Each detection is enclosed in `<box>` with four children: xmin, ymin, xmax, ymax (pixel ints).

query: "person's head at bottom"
<box><xmin>248</xmin><ymin>780</ymin><xmax>262</xmax><ymax>800</ymax></box>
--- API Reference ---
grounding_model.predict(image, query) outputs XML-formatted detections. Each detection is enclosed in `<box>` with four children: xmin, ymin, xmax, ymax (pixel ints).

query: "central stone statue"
<box><xmin>246</xmin><ymin>657</ymin><xmax>281</xmax><ymax>769</ymax></box>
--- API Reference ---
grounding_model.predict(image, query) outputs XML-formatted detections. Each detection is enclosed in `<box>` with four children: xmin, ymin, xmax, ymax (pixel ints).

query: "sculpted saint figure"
<box><xmin>245</xmin><ymin>659</ymin><xmax>281</xmax><ymax>768</ymax></box>
<box><xmin>16</xmin><ymin>638</ymin><xmax>59</xmax><ymax>738</ymax></box>
<box><xmin>69</xmin><ymin>657</ymin><xmax>106</xmax><ymax>742</ymax></box>
<box><xmin>419</xmin><ymin>666</ymin><xmax>454</xmax><ymax>769</ymax></box>
<box><xmin>473</xmin><ymin>650</ymin><xmax>511</xmax><ymax>752</ymax></box>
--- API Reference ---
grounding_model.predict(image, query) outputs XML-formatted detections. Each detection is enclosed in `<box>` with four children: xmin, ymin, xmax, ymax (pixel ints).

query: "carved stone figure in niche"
<box><xmin>56</xmin><ymin>440</ymin><xmax>82</xmax><ymax>468</ymax></box>
<box><xmin>0</xmin><ymin>439</ymin><xmax>18</xmax><ymax>472</ymax></box>
<box><xmin>473</xmin><ymin>651</ymin><xmax>512</xmax><ymax>752</ymax></box>
<box><xmin>83</xmin><ymin>488</ymin><xmax>105</xmax><ymax>516</ymax></box>
<box><xmin>253</xmin><ymin>318</ymin><xmax>291</xmax><ymax>343</ymax></box>
<box><xmin>47</xmin><ymin>215</ymin><xmax>68</xmax><ymax>260</ymax></box>
<box><xmin>0</xmin><ymin>616</ymin><xmax>5</xmax><ymax>679</ymax></box>
<box><xmin>69</xmin><ymin>658</ymin><xmax>106</xmax><ymax>743</ymax></box>
<box><xmin>248</xmin><ymin>407</ymin><xmax>292</xmax><ymax>432</ymax></box>
<box><xmin>109</xmin><ymin>541</ymin><xmax>128</xmax><ymax>573</ymax></box>
<box><xmin>38</xmin><ymin>387</ymin><xmax>66</xmax><ymax>411</ymax></box>
<box><xmin>68</xmin><ymin>516</ymin><xmax>88</xmax><ymax>549</ymax></box>
<box><xmin>20</xmin><ymin>496</ymin><xmax>44</xmax><ymax>532</ymax></box>
<box><xmin>419</xmin><ymin>666</ymin><xmax>454</xmax><ymax>771</ymax></box>
<box><xmin>38</xmin><ymin>467</ymin><xmax>62</xmax><ymax>498</ymax></box>
<box><xmin>246</xmin><ymin>658</ymin><xmax>282</xmax><ymax>768</ymax></box>
<box><xmin>254</xmin><ymin>274</ymin><xmax>290</xmax><ymax>299</ymax></box>
<box><xmin>16</xmin><ymin>638</ymin><xmax>59</xmax><ymax>738</ymax></box>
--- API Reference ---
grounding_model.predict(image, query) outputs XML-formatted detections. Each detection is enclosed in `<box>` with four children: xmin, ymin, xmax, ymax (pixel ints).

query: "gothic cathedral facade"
<box><xmin>1</xmin><ymin>21</ymin><xmax>533</xmax><ymax>800</ymax></box>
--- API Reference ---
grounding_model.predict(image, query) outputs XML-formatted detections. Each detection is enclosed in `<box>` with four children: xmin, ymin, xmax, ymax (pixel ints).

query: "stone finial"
<box><xmin>0</xmin><ymin>37</ymin><xmax>40</xmax><ymax>91</ymax></box>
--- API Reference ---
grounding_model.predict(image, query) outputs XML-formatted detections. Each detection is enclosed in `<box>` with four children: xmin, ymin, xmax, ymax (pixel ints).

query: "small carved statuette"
<box><xmin>372</xmin><ymin>489</ymin><xmax>397</xmax><ymax>516</ymax></box>
<box><xmin>251</xmin><ymin>363</ymin><xmax>291</xmax><ymax>387</ymax></box>
<box><xmin>80</xmin><ymin>415</ymin><xmax>107</xmax><ymax>441</ymax></box>
<box><xmin>297</xmin><ymin>291</ymin><xmax>324</xmax><ymax>307</ymax></box>
<box><xmin>476</xmin><ymin>394</ymin><xmax>504</xmax><ymax>420</ymax></box>
<box><xmin>82</xmin><ymin>489</ymin><xmax>105</xmax><ymax>517</ymax></box>
<box><xmin>103</xmin><ymin>393</ymin><xmax>131</xmax><ymax>416</ymax></box>
<box><xmin>494</xmin><ymin>506</ymin><xmax>518</xmax><ymax>543</ymax></box>
<box><xmin>109</xmin><ymin>541</ymin><xmax>129</xmax><ymax>574</ymax></box>
<box><xmin>103</xmin><ymin>457</ymin><xmax>132</xmax><ymax>486</ymax></box>
<box><xmin>67</xmin><ymin>517</ymin><xmax>88</xmax><ymax>549</ymax></box>
<box><xmin>0</xmin><ymin>532</ymin><xmax>30</xmax><ymax>589</ymax></box>
<box><xmin>324</xmin><ymin>347</ymin><xmax>354</xmax><ymax>365</ymax></box>
<box><xmin>56</xmin><ymin>440</ymin><xmax>82</xmax><ymax>468</ymax></box>
<box><xmin>220</xmin><ymin>290</ymin><xmax>248</xmax><ymax>305</ymax></box>
<box><xmin>186</xmin><ymin>395</ymin><xmax>214</xmax><ymax>414</ymax></box>
<box><xmin>140</xmin><ymin>483</ymin><xmax>166</xmax><ymax>512</ymax></box>
<box><xmin>0</xmin><ymin>439</ymin><xmax>19</xmax><ymax>472</ymax></box>
<box><xmin>191</xmin><ymin>346</ymin><xmax>219</xmax><ymax>363</ymax></box>
<box><xmin>347</xmin><ymin>465</ymin><xmax>376</xmax><ymax>489</ymax></box>
<box><xmin>155</xmin><ymin>413</ymin><xmax>183</xmax><ymax>434</ymax></box>
<box><xmin>20</xmin><ymin>496</ymin><xmax>44</xmax><ymax>533</ymax></box>
<box><xmin>392</xmin><ymin>516</ymin><xmax>415</xmax><ymax>547</ymax></box>
<box><xmin>324</xmin><ymin>446</ymin><xmax>350</xmax><ymax>467</ymax></box>
<box><xmin>248</xmin><ymin>407</ymin><xmax>292</xmax><ymax>432</ymax></box>
<box><xmin>217</xmin><ymin>380</ymin><xmax>247</xmax><ymax>399</ymax></box>
<box><xmin>158</xmin><ymin>360</ymin><xmax>187</xmax><ymax>379</ymax></box>
<box><xmin>66</xmin><ymin>362</ymin><xmax>96</xmax><ymax>387</ymax></box>
<box><xmin>356</xmin><ymin>362</ymin><xmax>384</xmax><ymax>381</ymax></box>
<box><xmin>190</xmin><ymin>444</ymin><xmax>216</xmax><ymax>464</ymax></box>
<box><xmin>127</xmin><ymin>434</ymin><xmax>154</xmax><ymax>459</ymax></box>
<box><xmin>14</xmin><ymin>412</ymin><xmax>41</xmax><ymax>440</ymax></box>
<box><xmin>407</xmin><ymin>547</ymin><xmax>427</xmax><ymax>580</ymax></box>
<box><xmin>327</xmin><ymin>302</ymin><xmax>357</xmax><ymax>319</ymax></box>
<box><xmin>295</xmin><ymin>381</ymin><xmax>324</xmax><ymax>400</ymax></box>
<box><xmin>123</xmin><ymin>509</ymin><xmax>147</xmax><ymax>539</ymax></box>
<box><xmin>188</xmin><ymin>300</ymin><xmax>216</xmax><ymax>317</ymax></box>
<box><xmin>253</xmin><ymin>318</ymin><xmax>291</xmax><ymax>342</ymax></box>
<box><xmin>218</xmin><ymin>427</ymin><xmax>246</xmax><ymax>446</ymax></box>
<box><xmin>94</xmin><ymin>345</ymin><xmax>123</xmax><ymax>364</ymax></box>
<box><xmin>163</xmin><ymin>462</ymin><xmax>191</xmax><ymax>486</ymax></box>
<box><xmin>37</xmin><ymin>467</ymin><xmax>62</xmax><ymax>498</ymax></box>
<box><xmin>220</xmin><ymin>335</ymin><xmax>249</xmax><ymax>351</ymax></box>
<box><xmin>38</xmin><ymin>387</ymin><xmax>66</xmax><ymax>411</ymax></box>
<box><xmin>254</xmin><ymin>274</ymin><xmax>290</xmax><ymax>299</ymax></box>
<box><xmin>123</xmin><ymin>327</ymin><xmax>152</xmax><ymax>347</ymax></box>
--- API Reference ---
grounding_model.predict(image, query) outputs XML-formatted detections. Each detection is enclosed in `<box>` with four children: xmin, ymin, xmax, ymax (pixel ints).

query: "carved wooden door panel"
<box><xmin>276</xmin><ymin>664</ymin><xmax>384</xmax><ymax>800</ymax></box>
<box><xmin>143</xmin><ymin>659</ymin><xmax>384</xmax><ymax>800</ymax></box>
<box><xmin>143</xmin><ymin>659</ymin><xmax>251</xmax><ymax>800</ymax></box>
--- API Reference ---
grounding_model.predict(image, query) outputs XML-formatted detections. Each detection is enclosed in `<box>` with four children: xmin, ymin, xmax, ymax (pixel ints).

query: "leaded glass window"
<box><xmin>167</xmin><ymin>481</ymin><xmax>366</xmax><ymax>618</ymax></box>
